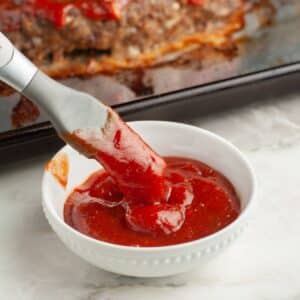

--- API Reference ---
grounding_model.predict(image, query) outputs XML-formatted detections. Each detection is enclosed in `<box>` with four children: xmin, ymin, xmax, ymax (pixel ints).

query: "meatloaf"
<box><xmin>0</xmin><ymin>0</ymin><xmax>245</xmax><ymax>78</ymax></box>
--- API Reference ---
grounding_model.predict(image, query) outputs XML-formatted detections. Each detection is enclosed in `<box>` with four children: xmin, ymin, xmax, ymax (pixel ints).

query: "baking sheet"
<box><xmin>0</xmin><ymin>0</ymin><xmax>300</xmax><ymax>133</ymax></box>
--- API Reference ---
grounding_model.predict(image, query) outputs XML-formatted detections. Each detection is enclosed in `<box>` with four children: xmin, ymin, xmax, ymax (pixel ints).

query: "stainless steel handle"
<box><xmin>0</xmin><ymin>32</ymin><xmax>38</xmax><ymax>92</ymax></box>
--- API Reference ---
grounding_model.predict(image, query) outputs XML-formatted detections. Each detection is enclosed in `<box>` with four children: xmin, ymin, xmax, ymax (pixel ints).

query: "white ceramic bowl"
<box><xmin>42</xmin><ymin>121</ymin><xmax>256</xmax><ymax>277</ymax></box>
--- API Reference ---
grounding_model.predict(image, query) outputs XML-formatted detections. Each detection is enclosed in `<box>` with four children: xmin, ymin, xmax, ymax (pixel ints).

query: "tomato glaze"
<box><xmin>31</xmin><ymin>0</ymin><xmax>130</xmax><ymax>28</ymax></box>
<box><xmin>0</xmin><ymin>0</ymin><xmax>130</xmax><ymax>30</ymax></box>
<box><xmin>64</xmin><ymin>109</ymin><xmax>167</xmax><ymax>205</ymax></box>
<box><xmin>64</xmin><ymin>156</ymin><xmax>240</xmax><ymax>247</ymax></box>
<box><xmin>1</xmin><ymin>0</ymin><xmax>204</xmax><ymax>30</ymax></box>
<box><xmin>46</xmin><ymin>152</ymin><xmax>69</xmax><ymax>188</ymax></box>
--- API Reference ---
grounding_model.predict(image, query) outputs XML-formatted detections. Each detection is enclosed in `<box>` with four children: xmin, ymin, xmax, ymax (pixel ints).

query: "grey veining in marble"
<box><xmin>2</xmin><ymin>94</ymin><xmax>300</xmax><ymax>299</ymax></box>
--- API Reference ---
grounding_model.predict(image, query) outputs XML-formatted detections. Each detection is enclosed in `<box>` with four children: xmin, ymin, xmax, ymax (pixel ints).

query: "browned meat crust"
<box><xmin>0</xmin><ymin>0</ymin><xmax>245</xmax><ymax>96</ymax></box>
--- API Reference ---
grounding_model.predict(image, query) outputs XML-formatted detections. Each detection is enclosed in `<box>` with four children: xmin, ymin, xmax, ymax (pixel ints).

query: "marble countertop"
<box><xmin>2</xmin><ymin>94</ymin><xmax>300</xmax><ymax>299</ymax></box>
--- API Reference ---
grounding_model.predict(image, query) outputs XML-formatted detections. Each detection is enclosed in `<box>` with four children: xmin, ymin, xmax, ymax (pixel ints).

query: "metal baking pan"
<box><xmin>1</xmin><ymin>0</ymin><xmax>300</xmax><ymax>162</ymax></box>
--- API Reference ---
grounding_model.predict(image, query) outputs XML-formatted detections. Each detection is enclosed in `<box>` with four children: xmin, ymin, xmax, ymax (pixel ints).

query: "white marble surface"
<box><xmin>2</xmin><ymin>95</ymin><xmax>300</xmax><ymax>299</ymax></box>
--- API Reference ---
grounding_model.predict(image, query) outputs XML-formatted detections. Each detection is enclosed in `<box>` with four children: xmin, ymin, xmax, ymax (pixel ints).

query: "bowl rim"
<box><xmin>42</xmin><ymin>120</ymin><xmax>257</xmax><ymax>253</ymax></box>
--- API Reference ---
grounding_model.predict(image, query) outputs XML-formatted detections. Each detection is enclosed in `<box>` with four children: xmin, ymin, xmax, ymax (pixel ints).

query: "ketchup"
<box><xmin>32</xmin><ymin>0</ymin><xmax>129</xmax><ymax>28</ymax></box>
<box><xmin>1</xmin><ymin>0</ymin><xmax>204</xmax><ymax>30</ymax></box>
<box><xmin>64</xmin><ymin>109</ymin><xmax>167</xmax><ymax>205</ymax></box>
<box><xmin>64</xmin><ymin>156</ymin><xmax>240</xmax><ymax>247</ymax></box>
<box><xmin>61</xmin><ymin>109</ymin><xmax>240</xmax><ymax>247</ymax></box>
<box><xmin>0</xmin><ymin>0</ymin><xmax>129</xmax><ymax>29</ymax></box>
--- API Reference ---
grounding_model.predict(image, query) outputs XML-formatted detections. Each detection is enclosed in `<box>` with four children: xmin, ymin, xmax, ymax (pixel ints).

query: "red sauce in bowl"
<box><xmin>64</xmin><ymin>156</ymin><xmax>240</xmax><ymax>247</ymax></box>
<box><xmin>60</xmin><ymin>110</ymin><xmax>241</xmax><ymax>247</ymax></box>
